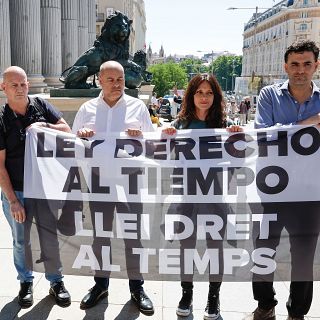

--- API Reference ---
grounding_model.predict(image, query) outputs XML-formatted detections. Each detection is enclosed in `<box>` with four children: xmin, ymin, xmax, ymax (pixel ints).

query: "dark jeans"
<box><xmin>95</xmin><ymin>276</ymin><xmax>144</xmax><ymax>293</ymax></box>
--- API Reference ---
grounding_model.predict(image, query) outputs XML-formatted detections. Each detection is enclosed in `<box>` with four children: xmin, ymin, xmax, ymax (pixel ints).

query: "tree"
<box><xmin>148</xmin><ymin>62</ymin><xmax>188</xmax><ymax>97</ymax></box>
<box><xmin>179</xmin><ymin>58</ymin><xmax>209</xmax><ymax>80</ymax></box>
<box><xmin>211</xmin><ymin>55</ymin><xmax>242</xmax><ymax>92</ymax></box>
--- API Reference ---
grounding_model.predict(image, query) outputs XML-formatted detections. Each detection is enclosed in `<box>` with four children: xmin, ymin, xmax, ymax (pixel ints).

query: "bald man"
<box><xmin>73</xmin><ymin>61</ymin><xmax>155</xmax><ymax>314</ymax></box>
<box><xmin>0</xmin><ymin>66</ymin><xmax>71</xmax><ymax>308</ymax></box>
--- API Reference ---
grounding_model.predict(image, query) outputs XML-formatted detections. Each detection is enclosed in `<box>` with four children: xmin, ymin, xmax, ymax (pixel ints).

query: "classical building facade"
<box><xmin>0</xmin><ymin>0</ymin><xmax>96</xmax><ymax>92</ymax></box>
<box><xmin>96</xmin><ymin>0</ymin><xmax>146</xmax><ymax>56</ymax></box>
<box><xmin>237</xmin><ymin>0</ymin><xmax>320</xmax><ymax>96</ymax></box>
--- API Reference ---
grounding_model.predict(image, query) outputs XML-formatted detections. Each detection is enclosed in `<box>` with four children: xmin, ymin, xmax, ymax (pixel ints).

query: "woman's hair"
<box><xmin>178</xmin><ymin>74</ymin><xmax>226</xmax><ymax>128</ymax></box>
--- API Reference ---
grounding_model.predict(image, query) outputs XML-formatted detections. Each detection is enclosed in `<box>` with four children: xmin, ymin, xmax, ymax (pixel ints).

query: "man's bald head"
<box><xmin>1</xmin><ymin>66</ymin><xmax>29</xmax><ymax>106</ymax></box>
<box><xmin>98</xmin><ymin>61</ymin><xmax>125</xmax><ymax>107</ymax></box>
<box><xmin>2</xmin><ymin>66</ymin><xmax>27</xmax><ymax>83</ymax></box>
<box><xmin>99</xmin><ymin>61</ymin><xmax>124</xmax><ymax>77</ymax></box>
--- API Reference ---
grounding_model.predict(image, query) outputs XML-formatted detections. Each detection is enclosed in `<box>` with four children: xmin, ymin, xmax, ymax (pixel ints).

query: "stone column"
<box><xmin>78</xmin><ymin>0</ymin><xmax>89</xmax><ymax>55</ymax></box>
<box><xmin>61</xmin><ymin>0</ymin><xmax>79</xmax><ymax>70</ymax></box>
<box><xmin>9</xmin><ymin>0</ymin><xmax>47</xmax><ymax>93</ymax></box>
<box><xmin>0</xmin><ymin>0</ymin><xmax>11</xmax><ymax>96</ymax></box>
<box><xmin>0</xmin><ymin>0</ymin><xmax>11</xmax><ymax>74</ymax></box>
<box><xmin>87</xmin><ymin>0</ymin><xmax>96</xmax><ymax>47</ymax></box>
<box><xmin>40</xmin><ymin>0</ymin><xmax>62</xmax><ymax>87</ymax></box>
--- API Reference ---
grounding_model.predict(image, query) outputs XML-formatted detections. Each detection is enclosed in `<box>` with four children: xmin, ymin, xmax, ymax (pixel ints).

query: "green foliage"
<box><xmin>148</xmin><ymin>62</ymin><xmax>188</xmax><ymax>97</ymax></box>
<box><xmin>179</xmin><ymin>58</ymin><xmax>207</xmax><ymax>75</ymax></box>
<box><xmin>211</xmin><ymin>55</ymin><xmax>242</xmax><ymax>92</ymax></box>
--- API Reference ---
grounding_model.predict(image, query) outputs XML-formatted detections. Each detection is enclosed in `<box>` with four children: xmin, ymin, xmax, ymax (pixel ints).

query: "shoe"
<box><xmin>18</xmin><ymin>282</ymin><xmax>33</xmax><ymax>308</ymax></box>
<box><xmin>131</xmin><ymin>290</ymin><xmax>154</xmax><ymax>315</ymax></box>
<box><xmin>243</xmin><ymin>307</ymin><xmax>276</xmax><ymax>320</ymax></box>
<box><xmin>49</xmin><ymin>281</ymin><xmax>71</xmax><ymax>307</ymax></box>
<box><xmin>287</xmin><ymin>316</ymin><xmax>304</xmax><ymax>320</ymax></box>
<box><xmin>176</xmin><ymin>289</ymin><xmax>193</xmax><ymax>317</ymax></box>
<box><xmin>203</xmin><ymin>293</ymin><xmax>220</xmax><ymax>319</ymax></box>
<box><xmin>80</xmin><ymin>285</ymin><xmax>108</xmax><ymax>309</ymax></box>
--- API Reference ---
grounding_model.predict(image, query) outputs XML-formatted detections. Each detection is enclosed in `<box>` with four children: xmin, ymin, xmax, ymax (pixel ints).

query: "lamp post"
<box><xmin>222</xmin><ymin>77</ymin><xmax>227</xmax><ymax>92</ymax></box>
<box><xmin>232</xmin><ymin>58</ymin><xmax>236</xmax><ymax>92</ymax></box>
<box><xmin>227</xmin><ymin>6</ymin><xmax>271</xmax><ymax>80</ymax></box>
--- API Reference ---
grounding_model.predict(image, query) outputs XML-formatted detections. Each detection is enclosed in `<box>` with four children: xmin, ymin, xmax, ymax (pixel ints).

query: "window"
<box><xmin>303</xmin><ymin>0</ymin><xmax>308</xmax><ymax>5</ymax></box>
<box><xmin>300</xmin><ymin>12</ymin><xmax>308</xmax><ymax>18</ymax></box>
<box><xmin>300</xmin><ymin>23</ymin><xmax>307</xmax><ymax>31</ymax></box>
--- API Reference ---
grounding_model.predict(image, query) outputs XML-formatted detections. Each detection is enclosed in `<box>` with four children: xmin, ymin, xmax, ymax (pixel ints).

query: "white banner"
<box><xmin>23</xmin><ymin>126</ymin><xmax>320</xmax><ymax>281</ymax></box>
<box><xmin>24</xmin><ymin>125</ymin><xmax>320</xmax><ymax>203</ymax></box>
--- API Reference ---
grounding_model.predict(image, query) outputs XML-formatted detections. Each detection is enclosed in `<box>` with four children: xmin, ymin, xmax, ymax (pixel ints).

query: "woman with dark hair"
<box><xmin>163</xmin><ymin>74</ymin><xmax>242</xmax><ymax>319</ymax></box>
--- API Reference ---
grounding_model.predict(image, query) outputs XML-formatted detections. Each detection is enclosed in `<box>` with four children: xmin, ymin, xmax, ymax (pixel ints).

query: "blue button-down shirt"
<box><xmin>254</xmin><ymin>80</ymin><xmax>320</xmax><ymax>128</ymax></box>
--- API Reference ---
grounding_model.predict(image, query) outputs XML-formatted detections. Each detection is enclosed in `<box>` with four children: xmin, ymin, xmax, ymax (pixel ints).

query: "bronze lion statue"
<box><xmin>133</xmin><ymin>50</ymin><xmax>153</xmax><ymax>83</ymax></box>
<box><xmin>59</xmin><ymin>11</ymin><xmax>146</xmax><ymax>89</ymax></box>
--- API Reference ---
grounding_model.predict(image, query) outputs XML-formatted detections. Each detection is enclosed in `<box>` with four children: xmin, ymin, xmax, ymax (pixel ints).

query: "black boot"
<box><xmin>49</xmin><ymin>281</ymin><xmax>71</xmax><ymax>307</ymax></box>
<box><xmin>131</xmin><ymin>289</ymin><xmax>154</xmax><ymax>315</ymax></box>
<box><xmin>176</xmin><ymin>288</ymin><xmax>193</xmax><ymax>317</ymax></box>
<box><xmin>18</xmin><ymin>282</ymin><xmax>33</xmax><ymax>308</ymax></box>
<box><xmin>203</xmin><ymin>284</ymin><xmax>220</xmax><ymax>320</ymax></box>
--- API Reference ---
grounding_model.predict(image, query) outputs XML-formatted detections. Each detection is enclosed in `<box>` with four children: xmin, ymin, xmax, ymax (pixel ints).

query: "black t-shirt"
<box><xmin>0</xmin><ymin>97</ymin><xmax>62</xmax><ymax>191</ymax></box>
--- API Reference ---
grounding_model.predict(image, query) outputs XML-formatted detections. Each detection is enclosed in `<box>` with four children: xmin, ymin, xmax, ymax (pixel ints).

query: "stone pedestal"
<box><xmin>50</xmin><ymin>88</ymin><xmax>139</xmax><ymax>98</ymax></box>
<box><xmin>139</xmin><ymin>84</ymin><xmax>154</xmax><ymax>105</ymax></box>
<box><xmin>139</xmin><ymin>84</ymin><xmax>155</xmax><ymax>96</ymax></box>
<box><xmin>50</xmin><ymin>88</ymin><xmax>101</xmax><ymax>97</ymax></box>
<box><xmin>125</xmin><ymin>88</ymin><xmax>139</xmax><ymax>98</ymax></box>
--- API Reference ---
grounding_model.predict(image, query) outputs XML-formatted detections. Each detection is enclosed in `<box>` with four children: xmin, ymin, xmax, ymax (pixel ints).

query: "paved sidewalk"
<box><xmin>1</xmin><ymin>203</ymin><xmax>320</xmax><ymax>319</ymax></box>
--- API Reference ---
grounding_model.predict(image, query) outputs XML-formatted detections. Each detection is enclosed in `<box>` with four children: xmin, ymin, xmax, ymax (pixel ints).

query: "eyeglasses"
<box><xmin>194</xmin><ymin>90</ymin><xmax>214</xmax><ymax>98</ymax></box>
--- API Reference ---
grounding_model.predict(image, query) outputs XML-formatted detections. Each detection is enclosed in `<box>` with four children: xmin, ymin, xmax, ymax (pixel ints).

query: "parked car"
<box><xmin>158</xmin><ymin>98</ymin><xmax>172</xmax><ymax>121</ymax></box>
<box><xmin>163</xmin><ymin>94</ymin><xmax>174</xmax><ymax>106</ymax></box>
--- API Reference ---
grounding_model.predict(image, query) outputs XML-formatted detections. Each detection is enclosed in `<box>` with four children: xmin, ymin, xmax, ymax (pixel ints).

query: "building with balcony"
<box><xmin>236</xmin><ymin>0</ymin><xmax>320</xmax><ymax>96</ymax></box>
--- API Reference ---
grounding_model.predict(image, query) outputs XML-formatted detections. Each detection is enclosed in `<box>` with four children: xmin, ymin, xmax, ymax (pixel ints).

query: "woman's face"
<box><xmin>193</xmin><ymin>81</ymin><xmax>214</xmax><ymax>114</ymax></box>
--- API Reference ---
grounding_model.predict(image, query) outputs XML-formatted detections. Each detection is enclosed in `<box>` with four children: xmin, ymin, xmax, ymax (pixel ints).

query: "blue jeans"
<box><xmin>1</xmin><ymin>191</ymin><xmax>63</xmax><ymax>285</ymax></box>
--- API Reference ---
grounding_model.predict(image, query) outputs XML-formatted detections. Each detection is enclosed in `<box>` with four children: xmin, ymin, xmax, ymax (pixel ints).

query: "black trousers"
<box><xmin>252</xmin><ymin>281</ymin><xmax>313</xmax><ymax>317</ymax></box>
<box><xmin>95</xmin><ymin>276</ymin><xmax>143</xmax><ymax>292</ymax></box>
<box><xmin>251</xmin><ymin>203</ymin><xmax>320</xmax><ymax>317</ymax></box>
<box><xmin>181</xmin><ymin>281</ymin><xmax>221</xmax><ymax>295</ymax></box>
<box><xmin>90</xmin><ymin>201</ymin><xmax>145</xmax><ymax>291</ymax></box>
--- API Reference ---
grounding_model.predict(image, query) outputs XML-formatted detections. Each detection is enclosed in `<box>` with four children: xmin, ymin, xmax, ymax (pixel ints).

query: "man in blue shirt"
<box><xmin>247</xmin><ymin>40</ymin><xmax>320</xmax><ymax>320</ymax></box>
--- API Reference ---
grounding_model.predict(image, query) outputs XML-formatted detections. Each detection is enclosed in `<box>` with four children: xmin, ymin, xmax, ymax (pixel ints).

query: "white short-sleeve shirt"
<box><xmin>72</xmin><ymin>92</ymin><xmax>155</xmax><ymax>134</ymax></box>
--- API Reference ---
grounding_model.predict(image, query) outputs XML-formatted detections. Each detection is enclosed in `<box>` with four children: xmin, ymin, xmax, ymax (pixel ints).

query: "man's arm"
<box><xmin>31</xmin><ymin>118</ymin><xmax>71</xmax><ymax>133</ymax></box>
<box><xmin>47</xmin><ymin>118</ymin><xmax>71</xmax><ymax>132</ymax></box>
<box><xmin>0</xmin><ymin>150</ymin><xmax>26</xmax><ymax>223</ymax></box>
<box><xmin>254</xmin><ymin>88</ymin><xmax>275</xmax><ymax>129</ymax></box>
<box><xmin>296</xmin><ymin>113</ymin><xmax>320</xmax><ymax>126</ymax></box>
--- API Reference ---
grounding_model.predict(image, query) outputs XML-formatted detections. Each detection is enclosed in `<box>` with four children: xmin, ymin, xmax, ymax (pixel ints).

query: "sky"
<box><xmin>144</xmin><ymin>0</ymin><xmax>281</xmax><ymax>56</ymax></box>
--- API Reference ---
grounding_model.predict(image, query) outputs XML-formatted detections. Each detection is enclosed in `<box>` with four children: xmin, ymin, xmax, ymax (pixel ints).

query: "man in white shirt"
<box><xmin>73</xmin><ymin>61</ymin><xmax>155</xmax><ymax>315</ymax></box>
